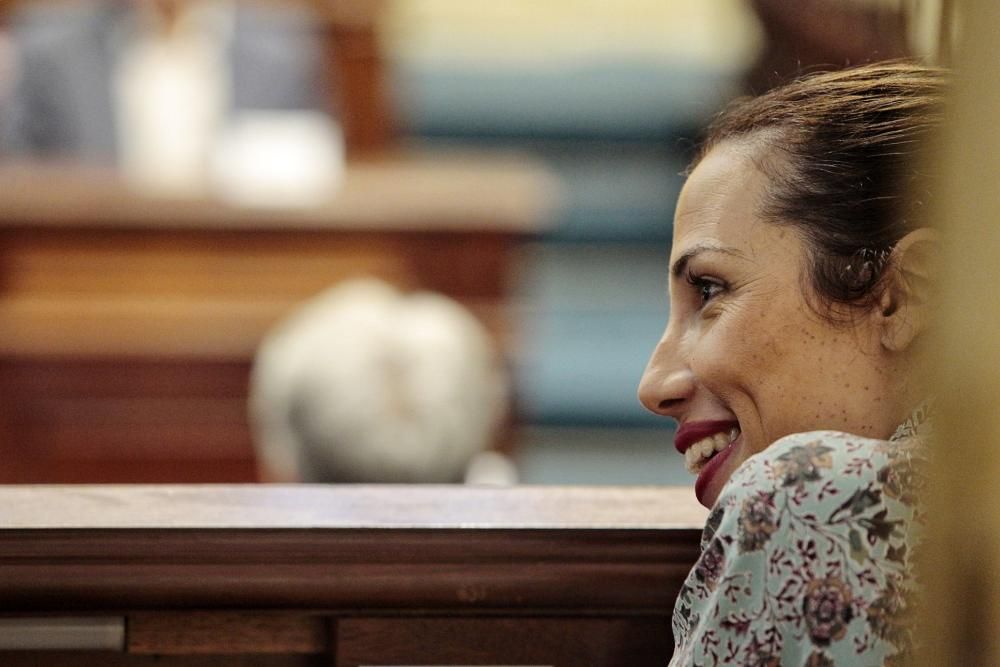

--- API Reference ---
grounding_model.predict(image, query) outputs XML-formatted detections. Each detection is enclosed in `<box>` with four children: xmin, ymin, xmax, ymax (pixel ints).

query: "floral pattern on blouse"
<box><xmin>669</xmin><ymin>425</ymin><xmax>927</xmax><ymax>666</ymax></box>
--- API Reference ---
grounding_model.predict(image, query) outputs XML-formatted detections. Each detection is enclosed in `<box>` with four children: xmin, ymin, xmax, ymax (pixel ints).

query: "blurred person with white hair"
<box><xmin>249</xmin><ymin>279</ymin><xmax>514</xmax><ymax>485</ymax></box>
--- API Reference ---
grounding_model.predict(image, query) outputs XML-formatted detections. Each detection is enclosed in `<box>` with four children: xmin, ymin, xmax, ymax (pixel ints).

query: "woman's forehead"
<box><xmin>672</xmin><ymin>145</ymin><xmax>770</xmax><ymax>252</ymax></box>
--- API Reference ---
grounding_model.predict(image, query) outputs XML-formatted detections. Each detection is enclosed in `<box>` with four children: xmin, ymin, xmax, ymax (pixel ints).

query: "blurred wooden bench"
<box><xmin>0</xmin><ymin>155</ymin><xmax>556</xmax><ymax>482</ymax></box>
<box><xmin>0</xmin><ymin>484</ymin><xmax>705</xmax><ymax>666</ymax></box>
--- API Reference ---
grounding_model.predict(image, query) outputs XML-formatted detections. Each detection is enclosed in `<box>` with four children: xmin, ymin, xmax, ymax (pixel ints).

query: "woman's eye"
<box><xmin>687</xmin><ymin>274</ymin><xmax>726</xmax><ymax>307</ymax></box>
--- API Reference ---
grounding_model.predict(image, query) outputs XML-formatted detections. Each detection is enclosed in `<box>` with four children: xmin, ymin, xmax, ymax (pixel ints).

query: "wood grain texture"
<box><xmin>128</xmin><ymin>612</ymin><xmax>328</xmax><ymax>655</ymax></box>
<box><xmin>0</xmin><ymin>230</ymin><xmax>516</xmax><ymax>303</ymax></box>
<box><xmin>0</xmin><ymin>359</ymin><xmax>257</xmax><ymax>483</ymax></box>
<box><xmin>0</xmin><ymin>485</ymin><xmax>707</xmax><ymax>530</ymax></box>
<box><xmin>337</xmin><ymin>616</ymin><xmax>671</xmax><ymax>667</ymax></box>
<box><xmin>0</xmin><ymin>486</ymin><xmax>705</xmax><ymax>614</ymax></box>
<box><xmin>0</xmin><ymin>654</ymin><xmax>325</xmax><ymax>666</ymax></box>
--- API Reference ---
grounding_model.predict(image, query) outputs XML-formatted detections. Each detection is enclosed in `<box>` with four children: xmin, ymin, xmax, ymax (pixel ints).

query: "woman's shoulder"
<box><xmin>718</xmin><ymin>429</ymin><xmax>924</xmax><ymax>512</ymax></box>
<box><xmin>675</xmin><ymin>430</ymin><xmax>926</xmax><ymax>664</ymax></box>
<box><xmin>703</xmin><ymin>429</ymin><xmax>927</xmax><ymax>585</ymax></box>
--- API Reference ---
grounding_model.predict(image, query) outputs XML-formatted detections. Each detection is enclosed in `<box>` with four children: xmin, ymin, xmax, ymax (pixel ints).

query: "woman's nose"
<box><xmin>638</xmin><ymin>338</ymin><xmax>695</xmax><ymax>419</ymax></box>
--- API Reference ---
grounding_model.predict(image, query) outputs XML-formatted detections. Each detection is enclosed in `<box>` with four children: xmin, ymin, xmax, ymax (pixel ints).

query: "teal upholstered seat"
<box><xmin>390</xmin><ymin>60</ymin><xmax>737</xmax><ymax>426</ymax></box>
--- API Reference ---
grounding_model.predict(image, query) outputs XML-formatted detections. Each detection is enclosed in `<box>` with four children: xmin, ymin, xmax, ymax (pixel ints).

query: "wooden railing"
<box><xmin>0</xmin><ymin>485</ymin><xmax>705</xmax><ymax>666</ymax></box>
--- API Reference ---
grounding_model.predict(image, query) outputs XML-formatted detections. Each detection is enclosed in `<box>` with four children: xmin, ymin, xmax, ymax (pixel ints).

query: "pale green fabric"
<box><xmin>670</xmin><ymin>420</ymin><xmax>927</xmax><ymax>666</ymax></box>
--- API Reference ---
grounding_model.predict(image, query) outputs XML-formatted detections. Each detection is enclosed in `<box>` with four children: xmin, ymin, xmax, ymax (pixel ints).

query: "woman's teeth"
<box><xmin>684</xmin><ymin>427</ymin><xmax>740</xmax><ymax>474</ymax></box>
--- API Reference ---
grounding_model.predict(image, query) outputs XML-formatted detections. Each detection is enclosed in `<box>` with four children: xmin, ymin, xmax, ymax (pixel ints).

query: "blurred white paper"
<box><xmin>115</xmin><ymin>16</ymin><xmax>230</xmax><ymax>198</ymax></box>
<box><xmin>211</xmin><ymin>111</ymin><xmax>346</xmax><ymax>208</ymax></box>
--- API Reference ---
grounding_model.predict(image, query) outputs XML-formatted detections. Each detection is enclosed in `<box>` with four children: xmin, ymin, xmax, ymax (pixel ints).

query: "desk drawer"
<box><xmin>337</xmin><ymin>616</ymin><xmax>670</xmax><ymax>667</ymax></box>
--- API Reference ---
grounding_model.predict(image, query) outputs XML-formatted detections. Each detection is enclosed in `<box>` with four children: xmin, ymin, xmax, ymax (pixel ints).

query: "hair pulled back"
<box><xmin>693</xmin><ymin>62</ymin><xmax>947</xmax><ymax>316</ymax></box>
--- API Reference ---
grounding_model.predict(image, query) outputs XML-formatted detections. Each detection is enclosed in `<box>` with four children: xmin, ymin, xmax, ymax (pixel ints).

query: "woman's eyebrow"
<box><xmin>670</xmin><ymin>245</ymin><xmax>745</xmax><ymax>278</ymax></box>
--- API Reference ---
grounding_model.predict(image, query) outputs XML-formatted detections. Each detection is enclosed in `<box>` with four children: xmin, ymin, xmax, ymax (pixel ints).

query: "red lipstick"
<box><xmin>694</xmin><ymin>432</ymin><xmax>741</xmax><ymax>507</ymax></box>
<box><xmin>674</xmin><ymin>420</ymin><xmax>740</xmax><ymax>454</ymax></box>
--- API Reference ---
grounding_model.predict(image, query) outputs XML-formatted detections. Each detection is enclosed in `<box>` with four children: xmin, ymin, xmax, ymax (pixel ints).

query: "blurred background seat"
<box><xmin>381</xmin><ymin>1</ymin><xmax>759</xmax><ymax>483</ymax></box>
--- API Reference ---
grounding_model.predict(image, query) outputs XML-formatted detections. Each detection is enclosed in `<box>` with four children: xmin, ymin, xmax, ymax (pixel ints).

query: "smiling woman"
<box><xmin>639</xmin><ymin>63</ymin><xmax>945</xmax><ymax>665</ymax></box>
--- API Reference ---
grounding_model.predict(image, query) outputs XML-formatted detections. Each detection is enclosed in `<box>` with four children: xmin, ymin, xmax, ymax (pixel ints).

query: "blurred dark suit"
<box><xmin>0</xmin><ymin>1</ymin><xmax>329</xmax><ymax>163</ymax></box>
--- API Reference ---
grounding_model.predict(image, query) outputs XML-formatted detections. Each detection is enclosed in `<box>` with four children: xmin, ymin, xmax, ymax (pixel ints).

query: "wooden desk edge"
<box><xmin>0</xmin><ymin>484</ymin><xmax>707</xmax><ymax>530</ymax></box>
<box><xmin>0</xmin><ymin>486</ymin><xmax>705</xmax><ymax>614</ymax></box>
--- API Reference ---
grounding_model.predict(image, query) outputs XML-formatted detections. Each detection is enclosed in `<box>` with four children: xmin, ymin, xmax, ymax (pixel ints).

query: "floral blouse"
<box><xmin>669</xmin><ymin>414</ymin><xmax>929</xmax><ymax>666</ymax></box>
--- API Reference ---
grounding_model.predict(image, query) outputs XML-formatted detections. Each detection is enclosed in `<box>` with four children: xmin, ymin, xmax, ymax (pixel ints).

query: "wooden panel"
<box><xmin>0</xmin><ymin>460</ymin><xmax>258</xmax><ymax>485</ymax></box>
<box><xmin>0</xmin><ymin>486</ymin><xmax>704</xmax><ymax>613</ymax></box>
<box><xmin>0</xmin><ymin>486</ymin><xmax>702</xmax><ymax>664</ymax></box>
<box><xmin>0</xmin><ymin>232</ymin><xmax>410</xmax><ymax>298</ymax></box>
<box><xmin>0</xmin><ymin>654</ymin><xmax>325</xmax><ymax>667</ymax></box>
<box><xmin>11</xmin><ymin>397</ymin><xmax>248</xmax><ymax>458</ymax></box>
<box><xmin>128</xmin><ymin>612</ymin><xmax>328</xmax><ymax>655</ymax></box>
<box><xmin>0</xmin><ymin>359</ymin><xmax>255</xmax><ymax>483</ymax></box>
<box><xmin>0</xmin><ymin>302</ymin><xmax>286</xmax><ymax>359</ymax></box>
<box><xmin>0</xmin><ymin>230</ymin><xmax>512</xmax><ymax>303</ymax></box>
<box><xmin>0</xmin><ymin>486</ymin><xmax>708</xmax><ymax>530</ymax></box>
<box><xmin>337</xmin><ymin>616</ymin><xmax>670</xmax><ymax>667</ymax></box>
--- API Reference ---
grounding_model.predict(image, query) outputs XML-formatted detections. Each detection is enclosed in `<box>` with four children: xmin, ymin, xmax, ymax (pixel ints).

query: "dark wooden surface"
<box><xmin>128</xmin><ymin>613</ymin><xmax>328</xmax><ymax>655</ymax></box>
<box><xmin>0</xmin><ymin>485</ymin><xmax>704</xmax><ymax>665</ymax></box>
<box><xmin>0</xmin><ymin>655</ymin><xmax>323</xmax><ymax>667</ymax></box>
<box><xmin>0</xmin><ymin>156</ymin><xmax>557</xmax><ymax>483</ymax></box>
<box><xmin>337</xmin><ymin>617</ymin><xmax>671</xmax><ymax>666</ymax></box>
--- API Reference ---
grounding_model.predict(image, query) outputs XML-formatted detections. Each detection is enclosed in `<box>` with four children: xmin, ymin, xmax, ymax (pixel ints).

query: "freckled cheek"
<box><xmin>686</xmin><ymin>317</ymin><xmax>764</xmax><ymax>397</ymax></box>
<box><xmin>690</xmin><ymin>313</ymin><xmax>810</xmax><ymax>444</ymax></box>
<box><xmin>755</xmin><ymin>327</ymin><xmax>849</xmax><ymax>440</ymax></box>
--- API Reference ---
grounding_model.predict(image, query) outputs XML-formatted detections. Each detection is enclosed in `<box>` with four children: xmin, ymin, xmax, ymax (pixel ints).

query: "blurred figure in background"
<box><xmin>747</xmin><ymin>0</ymin><xmax>910</xmax><ymax>91</ymax></box>
<box><xmin>250</xmin><ymin>280</ymin><xmax>515</xmax><ymax>486</ymax></box>
<box><xmin>0</xmin><ymin>0</ymin><xmax>341</xmax><ymax>198</ymax></box>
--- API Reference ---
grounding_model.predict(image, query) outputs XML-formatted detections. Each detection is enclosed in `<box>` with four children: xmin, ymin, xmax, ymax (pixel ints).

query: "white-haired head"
<box><xmin>249</xmin><ymin>279</ymin><xmax>509</xmax><ymax>483</ymax></box>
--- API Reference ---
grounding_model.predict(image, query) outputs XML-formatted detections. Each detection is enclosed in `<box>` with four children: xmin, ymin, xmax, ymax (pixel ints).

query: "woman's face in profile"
<box><xmin>639</xmin><ymin>141</ymin><xmax>898</xmax><ymax>508</ymax></box>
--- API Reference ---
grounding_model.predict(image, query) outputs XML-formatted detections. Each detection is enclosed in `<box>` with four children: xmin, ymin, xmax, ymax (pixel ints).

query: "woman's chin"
<box><xmin>695</xmin><ymin>473</ymin><xmax>728</xmax><ymax>508</ymax></box>
<box><xmin>694</xmin><ymin>434</ymin><xmax>744</xmax><ymax>508</ymax></box>
<box><xmin>696</xmin><ymin>483</ymin><xmax>719</xmax><ymax>509</ymax></box>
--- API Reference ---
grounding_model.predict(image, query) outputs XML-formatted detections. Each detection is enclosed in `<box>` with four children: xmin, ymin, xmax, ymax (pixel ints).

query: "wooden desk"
<box><xmin>0</xmin><ymin>156</ymin><xmax>556</xmax><ymax>482</ymax></box>
<box><xmin>0</xmin><ymin>485</ymin><xmax>706</xmax><ymax>666</ymax></box>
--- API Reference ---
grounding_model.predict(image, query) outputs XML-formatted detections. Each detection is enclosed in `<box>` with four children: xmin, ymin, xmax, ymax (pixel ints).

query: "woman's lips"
<box><xmin>672</xmin><ymin>420</ymin><xmax>742</xmax><ymax>507</ymax></box>
<box><xmin>694</xmin><ymin>433</ymin><xmax>742</xmax><ymax>507</ymax></box>
<box><xmin>674</xmin><ymin>420</ymin><xmax>740</xmax><ymax>454</ymax></box>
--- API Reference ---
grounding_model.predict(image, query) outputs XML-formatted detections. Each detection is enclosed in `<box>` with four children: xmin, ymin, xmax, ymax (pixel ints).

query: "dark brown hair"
<box><xmin>693</xmin><ymin>62</ymin><xmax>947</xmax><ymax>317</ymax></box>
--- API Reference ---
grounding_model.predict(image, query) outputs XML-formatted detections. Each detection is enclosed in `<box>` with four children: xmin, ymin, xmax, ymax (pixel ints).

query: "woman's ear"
<box><xmin>878</xmin><ymin>228</ymin><xmax>942</xmax><ymax>352</ymax></box>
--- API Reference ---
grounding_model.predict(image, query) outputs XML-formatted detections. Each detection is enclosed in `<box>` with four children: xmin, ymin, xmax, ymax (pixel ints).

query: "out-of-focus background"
<box><xmin>0</xmin><ymin>0</ymin><xmax>946</xmax><ymax>486</ymax></box>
